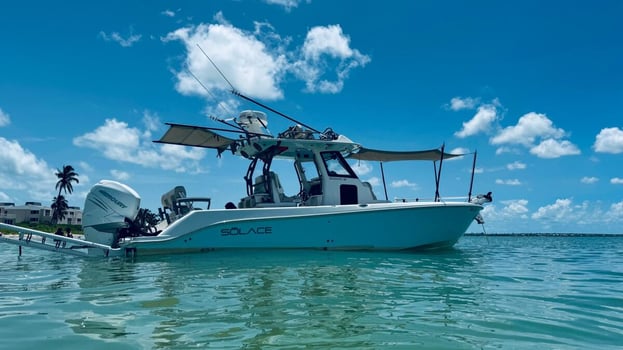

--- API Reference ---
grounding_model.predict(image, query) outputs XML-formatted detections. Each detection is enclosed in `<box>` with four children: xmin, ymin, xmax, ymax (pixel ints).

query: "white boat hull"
<box><xmin>119</xmin><ymin>202</ymin><xmax>482</xmax><ymax>255</ymax></box>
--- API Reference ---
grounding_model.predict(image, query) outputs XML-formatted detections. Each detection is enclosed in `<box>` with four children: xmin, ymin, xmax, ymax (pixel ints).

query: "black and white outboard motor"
<box><xmin>83</xmin><ymin>180</ymin><xmax>141</xmax><ymax>251</ymax></box>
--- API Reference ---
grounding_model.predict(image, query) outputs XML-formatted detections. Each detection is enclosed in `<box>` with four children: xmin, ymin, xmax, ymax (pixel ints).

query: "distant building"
<box><xmin>0</xmin><ymin>202</ymin><xmax>82</xmax><ymax>226</ymax></box>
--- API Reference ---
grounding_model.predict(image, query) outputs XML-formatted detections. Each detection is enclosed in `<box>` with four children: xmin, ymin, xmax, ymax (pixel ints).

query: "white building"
<box><xmin>0</xmin><ymin>202</ymin><xmax>82</xmax><ymax>226</ymax></box>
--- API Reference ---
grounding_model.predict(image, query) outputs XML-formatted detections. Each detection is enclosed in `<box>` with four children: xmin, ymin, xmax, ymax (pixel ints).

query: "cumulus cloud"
<box><xmin>165</xmin><ymin>20</ymin><xmax>285</xmax><ymax>100</ymax></box>
<box><xmin>454</xmin><ymin>104</ymin><xmax>498</xmax><ymax>138</ymax></box>
<box><xmin>264</xmin><ymin>0</ymin><xmax>308</xmax><ymax>12</ymax></box>
<box><xmin>506</xmin><ymin>161</ymin><xmax>526</xmax><ymax>170</ymax></box>
<box><xmin>611</xmin><ymin>177</ymin><xmax>623</xmax><ymax>185</ymax></box>
<box><xmin>491</xmin><ymin>112</ymin><xmax>579</xmax><ymax>158</ymax></box>
<box><xmin>351</xmin><ymin>161</ymin><xmax>373</xmax><ymax>176</ymax></box>
<box><xmin>581</xmin><ymin>176</ymin><xmax>598</xmax><ymax>184</ymax></box>
<box><xmin>111</xmin><ymin>169</ymin><xmax>130</xmax><ymax>181</ymax></box>
<box><xmin>164</xmin><ymin>14</ymin><xmax>369</xmax><ymax>103</ymax></box>
<box><xmin>491</xmin><ymin>112</ymin><xmax>563</xmax><ymax>146</ymax></box>
<box><xmin>0</xmin><ymin>137</ymin><xmax>56</xmax><ymax>201</ymax></box>
<box><xmin>606</xmin><ymin>201</ymin><xmax>623</xmax><ymax>222</ymax></box>
<box><xmin>495</xmin><ymin>179</ymin><xmax>521</xmax><ymax>186</ymax></box>
<box><xmin>484</xmin><ymin>197</ymin><xmax>623</xmax><ymax>233</ymax></box>
<box><xmin>532</xmin><ymin>198</ymin><xmax>573</xmax><ymax>221</ymax></box>
<box><xmin>502</xmin><ymin>199</ymin><xmax>530</xmax><ymax>215</ymax></box>
<box><xmin>480</xmin><ymin>199</ymin><xmax>530</xmax><ymax>223</ymax></box>
<box><xmin>0</xmin><ymin>108</ymin><xmax>10</xmax><ymax>127</ymax></box>
<box><xmin>391</xmin><ymin>179</ymin><xmax>417</xmax><ymax>188</ymax></box>
<box><xmin>529</xmin><ymin>139</ymin><xmax>581</xmax><ymax>158</ymax></box>
<box><xmin>161</xmin><ymin>9</ymin><xmax>176</xmax><ymax>17</ymax></box>
<box><xmin>593</xmin><ymin>127</ymin><xmax>623</xmax><ymax>154</ymax></box>
<box><xmin>293</xmin><ymin>24</ymin><xmax>370</xmax><ymax>93</ymax></box>
<box><xmin>73</xmin><ymin>113</ymin><xmax>206</xmax><ymax>173</ymax></box>
<box><xmin>365</xmin><ymin>176</ymin><xmax>381</xmax><ymax>187</ymax></box>
<box><xmin>447</xmin><ymin>97</ymin><xmax>479</xmax><ymax>111</ymax></box>
<box><xmin>99</xmin><ymin>28</ymin><xmax>142</xmax><ymax>47</ymax></box>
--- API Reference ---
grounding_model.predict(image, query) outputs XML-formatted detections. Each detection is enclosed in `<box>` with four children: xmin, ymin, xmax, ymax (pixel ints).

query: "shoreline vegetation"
<box><xmin>0</xmin><ymin>223</ymin><xmax>83</xmax><ymax>236</ymax></box>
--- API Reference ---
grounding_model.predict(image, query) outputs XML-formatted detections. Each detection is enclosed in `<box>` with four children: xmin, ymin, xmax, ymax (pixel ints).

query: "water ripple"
<box><xmin>0</xmin><ymin>236</ymin><xmax>622</xmax><ymax>349</ymax></box>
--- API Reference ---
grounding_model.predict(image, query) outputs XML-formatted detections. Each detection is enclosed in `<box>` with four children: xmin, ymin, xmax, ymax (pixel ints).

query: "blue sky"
<box><xmin>1</xmin><ymin>0</ymin><xmax>622</xmax><ymax>233</ymax></box>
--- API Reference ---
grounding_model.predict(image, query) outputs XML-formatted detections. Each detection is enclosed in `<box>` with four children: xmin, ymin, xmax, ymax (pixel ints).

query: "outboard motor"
<box><xmin>83</xmin><ymin>180</ymin><xmax>141</xmax><ymax>248</ymax></box>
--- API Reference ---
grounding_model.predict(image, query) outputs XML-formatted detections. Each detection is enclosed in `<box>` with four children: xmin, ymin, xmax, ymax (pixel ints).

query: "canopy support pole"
<box><xmin>468</xmin><ymin>150</ymin><xmax>478</xmax><ymax>202</ymax></box>
<box><xmin>434</xmin><ymin>144</ymin><xmax>445</xmax><ymax>202</ymax></box>
<box><xmin>380</xmin><ymin>162</ymin><xmax>388</xmax><ymax>201</ymax></box>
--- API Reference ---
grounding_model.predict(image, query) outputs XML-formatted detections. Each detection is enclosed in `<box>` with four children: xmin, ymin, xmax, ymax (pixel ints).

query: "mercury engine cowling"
<box><xmin>83</xmin><ymin>180</ymin><xmax>141</xmax><ymax>247</ymax></box>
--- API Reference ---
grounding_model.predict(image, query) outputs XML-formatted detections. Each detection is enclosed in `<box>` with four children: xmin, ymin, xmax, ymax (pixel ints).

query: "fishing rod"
<box><xmin>196</xmin><ymin>43</ymin><xmax>321</xmax><ymax>134</ymax></box>
<box><xmin>187</xmin><ymin>69</ymin><xmax>246</xmax><ymax>132</ymax></box>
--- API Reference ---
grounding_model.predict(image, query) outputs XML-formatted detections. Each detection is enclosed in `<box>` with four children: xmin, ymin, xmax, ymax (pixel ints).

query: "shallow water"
<box><xmin>1</xmin><ymin>236</ymin><xmax>621</xmax><ymax>349</ymax></box>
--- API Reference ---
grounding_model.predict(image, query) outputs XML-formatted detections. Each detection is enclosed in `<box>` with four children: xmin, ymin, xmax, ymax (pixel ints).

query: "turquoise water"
<box><xmin>0</xmin><ymin>236</ymin><xmax>621</xmax><ymax>349</ymax></box>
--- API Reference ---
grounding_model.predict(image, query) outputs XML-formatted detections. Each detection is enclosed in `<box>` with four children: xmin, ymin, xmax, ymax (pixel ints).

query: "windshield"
<box><xmin>320</xmin><ymin>151</ymin><xmax>357</xmax><ymax>178</ymax></box>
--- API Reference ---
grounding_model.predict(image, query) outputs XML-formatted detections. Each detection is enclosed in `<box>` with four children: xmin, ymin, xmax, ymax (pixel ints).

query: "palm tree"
<box><xmin>52</xmin><ymin>165</ymin><xmax>79</xmax><ymax>224</ymax></box>
<box><xmin>51</xmin><ymin>195</ymin><xmax>69</xmax><ymax>224</ymax></box>
<box><xmin>55</xmin><ymin>165</ymin><xmax>79</xmax><ymax>196</ymax></box>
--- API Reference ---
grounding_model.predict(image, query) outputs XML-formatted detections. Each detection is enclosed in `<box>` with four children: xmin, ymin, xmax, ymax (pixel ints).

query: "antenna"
<box><xmin>195</xmin><ymin>44</ymin><xmax>321</xmax><ymax>134</ymax></box>
<box><xmin>187</xmin><ymin>68</ymin><xmax>238</xmax><ymax>122</ymax></box>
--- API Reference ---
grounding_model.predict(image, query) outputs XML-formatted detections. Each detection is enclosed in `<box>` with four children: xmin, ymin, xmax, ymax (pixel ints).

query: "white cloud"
<box><xmin>0</xmin><ymin>108</ymin><xmax>10</xmax><ymax>127</ymax></box>
<box><xmin>611</xmin><ymin>177</ymin><xmax>623</xmax><ymax>185</ymax></box>
<box><xmin>164</xmin><ymin>15</ymin><xmax>369</xmax><ymax>104</ymax></box>
<box><xmin>606</xmin><ymin>201</ymin><xmax>623</xmax><ymax>222</ymax></box>
<box><xmin>503</xmin><ymin>199</ymin><xmax>530</xmax><ymax>215</ymax></box>
<box><xmin>446</xmin><ymin>147</ymin><xmax>469</xmax><ymax>161</ymax></box>
<box><xmin>0</xmin><ymin>137</ymin><xmax>56</xmax><ymax>201</ymax></box>
<box><xmin>142</xmin><ymin>110</ymin><xmax>161</xmax><ymax>135</ymax></box>
<box><xmin>391</xmin><ymin>179</ymin><xmax>417</xmax><ymax>188</ymax></box>
<box><xmin>449</xmin><ymin>147</ymin><xmax>470</xmax><ymax>155</ymax></box>
<box><xmin>302</xmin><ymin>25</ymin><xmax>355</xmax><ymax>61</ymax></box>
<box><xmin>264</xmin><ymin>0</ymin><xmax>306</xmax><ymax>11</ymax></box>
<box><xmin>293</xmin><ymin>24</ymin><xmax>370</xmax><ymax>94</ymax></box>
<box><xmin>454</xmin><ymin>104</ymin><xmax>498</xmax><ymax>138</ymax></box>
<box><xmin>161</xmin><ymin>9</ymin><xmax>176</xmax><ymax>17</ymax></box>
<box><xmin>581</xmin><ymin>176</ymin><xmax>598</xmax><ymax>184</ymax></box>
<box><xmin>351</xmin><ymin>161</ymin><xmax>373</xmax><ymax>176</ymax></box>
<box><xmin>111</xmin><ymin>169</ymin><xmax>130</xmax><ymax>181</ymax></box>
<box><xmin>495</xmin><ymin>146</ymin><xmax>517</xmax><ymax>155</ymax></box>
<box><xmin>529</xmin><ymin>139</ymin><xmax>581</xmax><ymax>158</ymax></box>
<box><xmin>491</xmin><ymin>112</ymin><xmax>564</xmax><ymax>147</ymax></box>
<box><xmin>365</xmin><ymin>176</ymin><xmax>380</xmax><ymax>187</ymax></box>
<box><xmin>506</xmin><ymin>161</ymin><xmax>526</xmax><ymax>170</ymax></box>
<box><xmin>532</xmin><ymin>198</ymin><xmax>573</xmax><ymax>221</ymax></box>
<box><xmin>491</xmin><ymin>112</ymin><xmax>580</xmax><ymax>158</ymax></box>
<box><xmin>480</xmin><ymin>199</ymin><xmax>530</xmax><ymax>222</ymax></box>
<box><xmin>164</xmin><ymin>20</ymin><xmax>286</xmax><ymax>100</ymax></box>
<box><xmin>447</xmin><ymin>97</ymin><xmax>479</xmax><ymax>111</ymax></box>
<box><xmin>0</xmin><ymin>191</ymin><xmax>10</xmax><ymax>202</ymax></box>
<box><xmin>99</xmin><ymin>29</ymin><xmax>142</xmax><ymax>47</ymax></box>
<box><xmin>73</xmin><ymin>118</ymin><xmax>206</xmax><ymax>173</ymax></box>
<box><xmin>593</xmin><ymin>127</ymin><xmax>623</xmax><ymax>154</ymax></box>
<box><xmin>495</xmin><ymin>179</ymin><xmax>521</xmax><ymax>186</ymax></box>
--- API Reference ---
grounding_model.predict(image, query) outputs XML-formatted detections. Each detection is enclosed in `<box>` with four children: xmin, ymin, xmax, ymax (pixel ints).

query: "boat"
<box><xmin>0</xmin><ymin>100</ymin><xmax>491</xmax><ymax>257</ymax></box>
